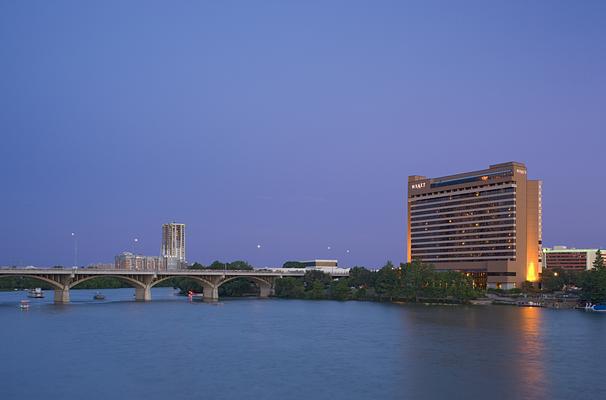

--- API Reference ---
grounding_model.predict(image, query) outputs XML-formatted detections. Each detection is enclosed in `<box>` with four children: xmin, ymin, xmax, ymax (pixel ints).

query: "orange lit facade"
<box><xmin>406</xmin><ymin>162</ymin><xmax>542</xmax><ymax>289</ymax></box>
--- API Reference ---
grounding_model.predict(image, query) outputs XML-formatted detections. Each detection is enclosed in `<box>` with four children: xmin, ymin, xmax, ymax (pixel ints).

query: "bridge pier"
<box><xmin>135</xmin><ymin>286</ymin><xmax>152</xmax><ymax>301</ymax></box>
<box><xmin>54</xmin><ymin>288</ymin><xmax>70</xmax><ymax>304</ymax></box>
<box><xmin>203</xmin><ymin>285</ymin><xmax>219</xmax><ymax>302</ymax></box>
<box><xmin>259</xmin><ymin>284</ymin><xmax>272</xmax><ymax>298</ymax></box>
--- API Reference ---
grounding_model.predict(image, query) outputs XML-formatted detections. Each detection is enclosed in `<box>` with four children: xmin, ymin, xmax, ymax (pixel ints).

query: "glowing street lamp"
<box><xmin>71</xmin><ymin>232</ymin><xmax>78</xmax><ymax>268</ymax></box>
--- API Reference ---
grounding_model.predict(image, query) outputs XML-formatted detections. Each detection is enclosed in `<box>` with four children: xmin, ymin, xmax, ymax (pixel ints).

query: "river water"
<box><xmin>0</xmin><ymin>288</ymin><xmax>604</xmax><ymax>400</ymax></box>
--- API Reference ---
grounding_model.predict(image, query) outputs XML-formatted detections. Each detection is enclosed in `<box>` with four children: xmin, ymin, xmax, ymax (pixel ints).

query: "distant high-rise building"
<box><xmin>406</xmin><ymin>162</ymin><xmax>542</xmax><ymax>289</ymax></box>
<box><xmin>162</xmin><ymin>222</ymin><xmax>186</xmax><ymax>270</ymax></box>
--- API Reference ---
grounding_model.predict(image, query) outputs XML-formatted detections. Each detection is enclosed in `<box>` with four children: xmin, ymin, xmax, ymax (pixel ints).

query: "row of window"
<box><xmin>411</xmin><ymin>227</ymin><xmax>516</xmax><ymax>239</ymax></box>
<box><xmin>410</xmin><ymin>186</ymin><xmax>515</xmax><ymax>205</ymax></box>
<box><xmin>411</xmin><ymin>200</ymin><xmax>516</xmax><ymax>217</ymax></box>
<box><xmin>411</xmin><ymin>213</ymin><xmax>515</xmax><ymax>228</ymax></box>
<box><xmin>412</xmin><ymin>239</ymin><xmax>515</xmax><ymax>249</ymax></box>
<box><xmin>421</xmin><ymin>253</ymin><xmax>516</xmax><ymax>260</ymax></box>
<box><xmin>411</xmin><ymin>219</ymin><xmax>515</xmax><ymax>233</ymax></box>
<box><xmin>410</xmin><ymin>195</ymin><xmax>516</xmax><ymax>213</ymax></box>
<box><xmin>412</xmin><ymin>232</ymin><xmax>516</xmax><ymax>243</ymax></box>
<box><xmin>429</xmin><ymin>171</ymin><xmax>513</xmax><ymax>189</ymax></box>
<box><xmin>410</xmin><ymin>206</ymin><xmax>515</xmax><ymax>222</ymax></box>
<box><xmin>413</xmin><ymin>246</ymin><xmax>515</xmax><ymax>255</ymax></box>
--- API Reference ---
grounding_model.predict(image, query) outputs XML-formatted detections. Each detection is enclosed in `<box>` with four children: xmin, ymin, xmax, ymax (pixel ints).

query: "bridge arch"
<box><xmin>218</xmin><ymin>275</ymin><xmax>271</xmax><ymax>288</ymax></box>
<box><xmin>0</xmin><ymin>274</ymin><xmax>63</xmax><ymax>290</ymax></box>
<box><xmin>149</xmin><ymin>275</ymin><xmax>215</xmax><ymax>290</ymax></box>
<box><xmin>217</xmin><ymin>276</ymin><xmax>273</xmax><ymax>298</ymax></box>
<box><xmin>68</xmin><ymin>275</ymin><xmax>147</xmax><ymax>290</ymax></box>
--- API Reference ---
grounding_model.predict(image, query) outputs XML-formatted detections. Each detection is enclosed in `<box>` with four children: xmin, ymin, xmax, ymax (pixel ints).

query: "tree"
<box><xmin>307</xmin><ymin>281</ymin><xmax>326</xmax><ymax>299</ymax></box>
<box><xmin>189</xmin><ymin>262</ymin><xmax>206</xmax><ymax>270</ymax></box>
<box><xmin>593</xmin><ymin>250</ymin><xmax>605</xmax><ymax>270</ymax></box>
<box><xmin>274</xmin><ymin>277</ymin><xmax>305</xmax><ymax>298</ymax></box>
<box><xmin>579</xmin><ymin>269</ymin><xmax>606</xmax><ymax>303</ymax></box>
<box><xmin>348</xmin><ymin>266</ymin><xmax>374</xmax><ymax>288</ymax></box>
<box><xmin>375</xmin><ymin>261</ymin><xmax>400</xmax><ymax>301</ymax></box>
<box><xmin>303</xmin><ymin>270</ymin><xmax>331</xmax><ymax>288</ymax></box>
<box><xmin>207</xmin><ymin>260</ymin><xmax>227</xmax><ymax>270</ymax></box>
<box><xmin>282</xmin><ymin>261</ymin><xmax>306</xmax><ymax>269</ymax></box>
<box><xmin>220</xmin><ymin>278</ymin><xmax>257</xmax><ymax>297</ymax></box>
<box><xmin>228</xmin><ymin>260</ymin><xmax>254</xmax><ymax>271</ymax></box>
<box><xmin>205</xmin><ymin>260</ymin><xmax>253</xmax><ymax>270</ymax></box>
<box><xmin>330</xmin><ymin>278</ymin><xmax>351</xmax><ymax>300</ymax></box>
<box><xmin>401</xmin><ymin>260</ymin><xmax>435</xmax><ymax>302</ymax></box>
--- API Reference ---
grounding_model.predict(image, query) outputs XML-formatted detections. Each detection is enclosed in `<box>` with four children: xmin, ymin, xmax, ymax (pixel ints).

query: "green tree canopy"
<box><xmin>348</xmin><ymin>266</ymin><xmax>374</xmax><ymax>288</ymax></box>
<box><xmin>274</xmin><ymin>277</ymin><xmax>305</xmax><ymax>298</ymax></box>
<box><xmin>303</xmin><ymin>270</ymin><xmax>331</xmax><ymax>288</ymax></box>
<box><xmin>282</xmin><ymin>261</ymin><xmax>306</xmax><ymax>269</ymax></box>
<box><xmin>401</xmin><ymin>260</ymin><xmax>435</xmax><ymax>301</ymax></box>
<box><xmin>375</xmin><ymin>261</ymin><xmax>400</xmax><ymax>301</ymax></box>
<box><xmin>593</xmin><ymin>250</ymin><xmax>605</xmax><ymax>270</ymax></box>
<box><xmin>330</xmin><ymin>278</ymin><xmax>351</xmax><ymax>301</ymax></box>
<box><xmin>205</xmin><ymin>260</ymin><xmax>253</xmax><ymax>270</ymax></box>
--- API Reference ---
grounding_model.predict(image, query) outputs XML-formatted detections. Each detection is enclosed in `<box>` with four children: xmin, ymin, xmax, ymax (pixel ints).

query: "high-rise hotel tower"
<box><xmin>162</xmin><ymin>222</ymin><xmax>186</xmax><ymax>270</ymax></box>
<box><xmin>407</xmin><ymin>162</ymin><xmax>542</xmax><ymax>289</ymax></box>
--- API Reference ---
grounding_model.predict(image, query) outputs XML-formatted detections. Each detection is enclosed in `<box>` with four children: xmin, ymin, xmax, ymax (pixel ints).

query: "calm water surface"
<box><xmin>1</xmin><ymin>288</ymin><xmax>604</xmax><ymax>400</ymax></box>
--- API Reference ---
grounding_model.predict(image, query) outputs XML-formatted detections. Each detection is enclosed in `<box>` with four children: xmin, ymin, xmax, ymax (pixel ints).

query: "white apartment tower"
<box><xmin>162</xmin><ymin>223</ymin><xmax>186</xmax><ymax>269</ymax></box>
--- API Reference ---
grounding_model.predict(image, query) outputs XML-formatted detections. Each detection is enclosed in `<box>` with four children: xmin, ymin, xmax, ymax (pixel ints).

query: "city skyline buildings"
<box><xmin>1</xmin><ymin>2</ymin><xmax>605</xmax><ymax>268</ymax></box>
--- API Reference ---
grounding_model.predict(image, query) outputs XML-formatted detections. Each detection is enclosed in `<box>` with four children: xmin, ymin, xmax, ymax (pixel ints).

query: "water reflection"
<box><xmin>399</xmin><ymin>305</ymin><xmax>551</xmax><ymax>400</ymax></box>
<box><xmin>514</xmin><ymin>307</ymin><xmax>546</xmax><ymax>399</ymax></box>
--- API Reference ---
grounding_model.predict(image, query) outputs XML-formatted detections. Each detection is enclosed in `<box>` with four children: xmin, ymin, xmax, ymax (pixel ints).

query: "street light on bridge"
<box><xmin>71</xmin><ymin>232</ymin><xmax>78</xmax><ymax>268</ymax></box>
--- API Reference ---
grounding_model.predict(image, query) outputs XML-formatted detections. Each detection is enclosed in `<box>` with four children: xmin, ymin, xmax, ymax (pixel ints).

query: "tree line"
<box><xmin>275</xmin><ymin>261</ymin><xmax>482</xmax><ymax>302</ymax></box>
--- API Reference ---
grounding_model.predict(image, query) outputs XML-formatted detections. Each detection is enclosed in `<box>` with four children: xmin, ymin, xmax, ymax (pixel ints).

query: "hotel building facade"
<box><xmin>407</xmin><ymin>162</ymin><xmax>542</xmax><ymax>289</ymax></box>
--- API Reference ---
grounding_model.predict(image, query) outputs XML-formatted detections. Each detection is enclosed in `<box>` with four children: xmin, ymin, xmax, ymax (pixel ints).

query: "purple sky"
<box><xmin>1</xmin><ymin>1</ymin><xmax>605</xmax><ymax>268</ymax></box>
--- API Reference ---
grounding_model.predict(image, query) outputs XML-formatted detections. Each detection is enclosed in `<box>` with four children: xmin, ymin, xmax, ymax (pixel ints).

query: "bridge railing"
<box><xmin>0</xmin><ymin>267</ymin><xmax>349</xmax><ymax>276</ymax></box>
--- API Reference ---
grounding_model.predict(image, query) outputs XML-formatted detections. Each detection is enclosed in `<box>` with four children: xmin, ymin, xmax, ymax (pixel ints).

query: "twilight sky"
<box><xmin>1</xmin><ymin>1</ymin><xmax>605</xmax><ymax>268</ymax></box>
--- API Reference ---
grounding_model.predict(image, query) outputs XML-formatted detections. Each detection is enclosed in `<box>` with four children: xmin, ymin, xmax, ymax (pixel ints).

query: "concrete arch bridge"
<box><xmin>0</xmin><ymin>268</ymin><xmax>348</xmax><ymax>304</ymax></box>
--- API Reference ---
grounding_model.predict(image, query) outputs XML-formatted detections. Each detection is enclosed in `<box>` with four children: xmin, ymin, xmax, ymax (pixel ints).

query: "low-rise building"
<box><xmin>86</xmin><ymin>263</ymin><xmax>114</xmax><ymax>270</ymax></box>
<box><xmin>114</xmin><ymin>252</ymin><xmax>166</xmax><ymax>271</ymax></box>
<box><xmin>542</xmin><ymin>246</ymin><xmax>605</xmax><ymax>271</ymax></box>
<box><xmin>301</xmin><ymin>260</ymin><xmax>338</xmax><ymax>269</ymax></box>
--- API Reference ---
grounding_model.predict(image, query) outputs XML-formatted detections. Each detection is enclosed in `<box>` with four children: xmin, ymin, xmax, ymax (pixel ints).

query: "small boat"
<box><xmin>188</xmin><ymin>291</ymin><xmax>204</xmax><ymax>302</ymax></box>
<box><xmin>517</xmin><ymin>301</ymin><xmax>543</xmax><ymax>307</ymax></box>
<box><xmin>591</xmin><ymin>304</ymin><xmax>606</xmax><ymax>312</ymax></box>
<box><xmin>19</xmin><ymin>300</ymin><xmax>30</xmax><ymax>310</ymax></box>
<box><xmin>93</xmin><ymin>292</ymin><xmax>105</xmax><ymax>300</ymax></box>
<box><xmin>27</xmin><ymin>288</ymin><xmax>44</xmax><ymax>298</ymax></box>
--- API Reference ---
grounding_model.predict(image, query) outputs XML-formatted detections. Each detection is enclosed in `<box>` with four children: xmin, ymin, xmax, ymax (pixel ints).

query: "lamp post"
<box><xmin>71</xmin><ymin>232</ymin><xmax>78</xmax><ymax>268</ymax></box>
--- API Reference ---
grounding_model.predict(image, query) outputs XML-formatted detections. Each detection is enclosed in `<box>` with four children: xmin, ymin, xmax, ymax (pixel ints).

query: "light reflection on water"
<box><xmin>516</xmin><ymin>307</ymin><xmax>546</xmax><ymax>400</ymax></box>
<box><xmin>1</xmin><ymin>289</ymin><xmax>604</xmax><ymax>400</ymax></box>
